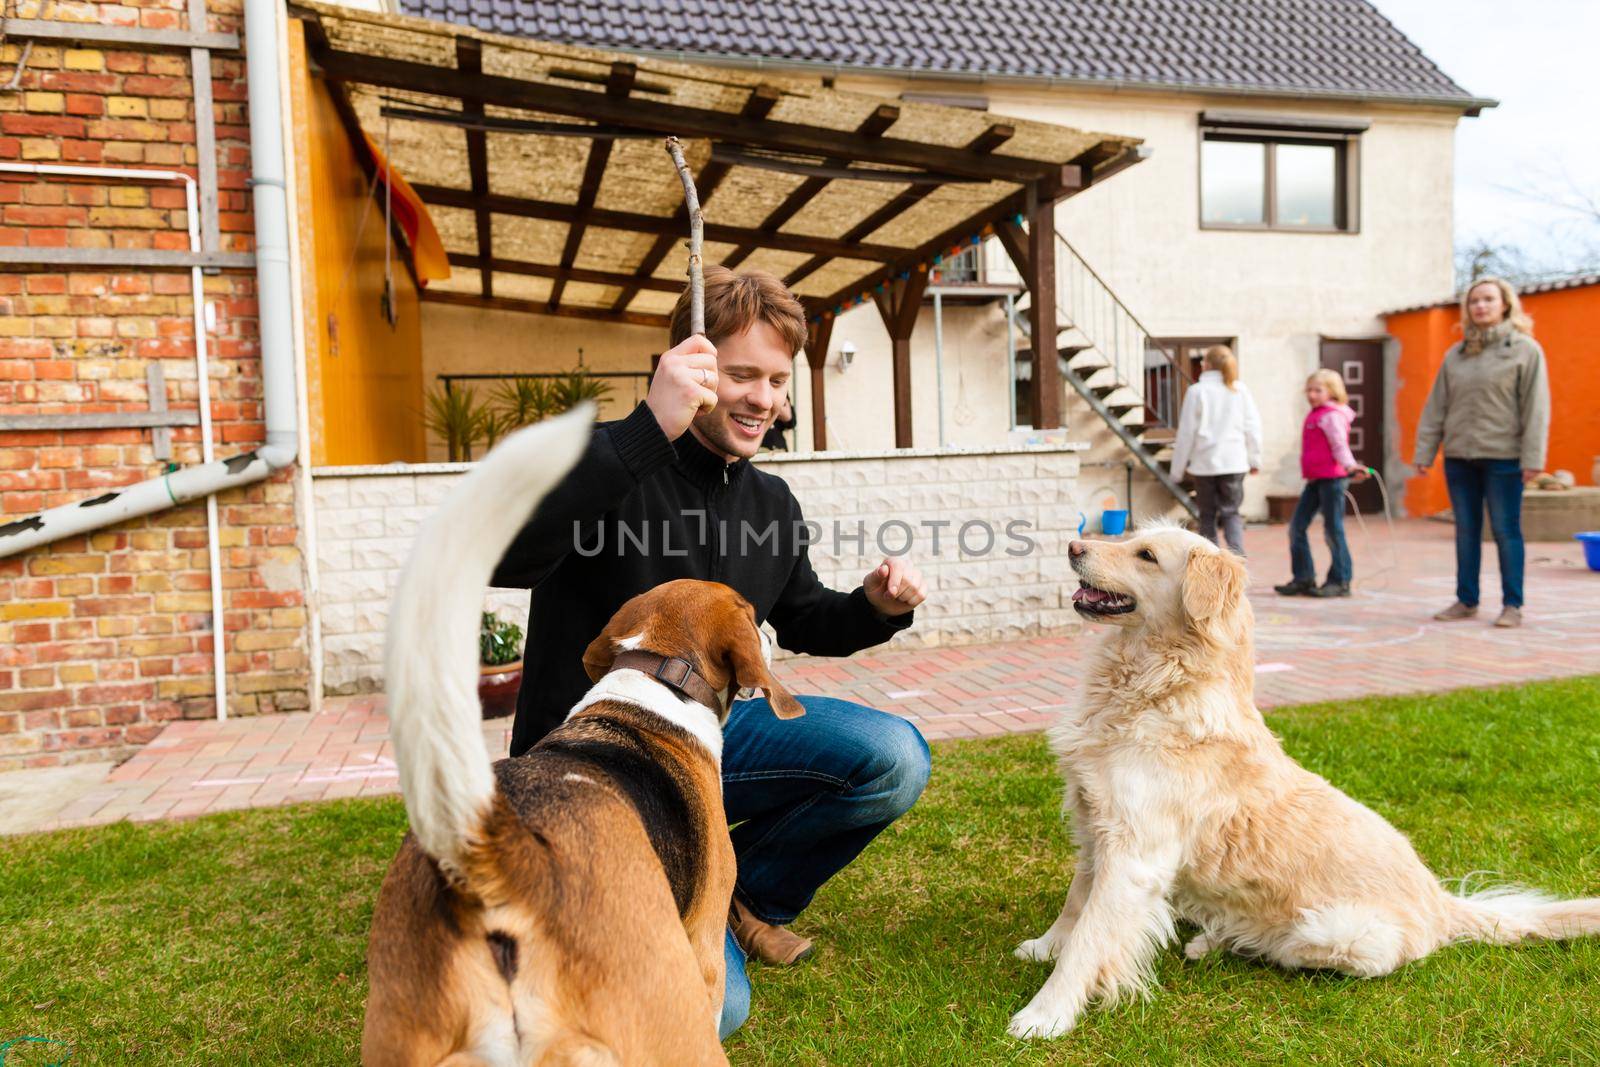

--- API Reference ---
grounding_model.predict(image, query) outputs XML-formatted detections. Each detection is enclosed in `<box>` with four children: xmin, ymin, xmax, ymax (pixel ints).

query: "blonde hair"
<box><xmin>1307</xmin><ymin>368</ymin><xmax>1348</xmax><ymax>405</ymax></box>
<box><xmin>1202</xmin><ymin>344</ymin><xmax>1239</xmax><ymax>389</ymax></box>
<box><xmin>1460</xmin><ymin>276</ymin><xmax>1534</xmax><ymax>354</ymax></box>
<box><xmin>669</xmin><ymin>265</ymin><xmax>808</xmax><ymax>356</ymax></box>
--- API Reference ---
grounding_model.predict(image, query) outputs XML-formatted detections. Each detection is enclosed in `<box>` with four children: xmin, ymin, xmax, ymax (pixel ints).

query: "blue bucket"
<box><xmin>1101</xmin><ymin>509</ymin><xmax>1128</xmax><ymax>536</ymax></box>
<box><xmin>1577</xmin><ymin>531</ymin><xmax>1600</xmax><ymax>572</ymax></box>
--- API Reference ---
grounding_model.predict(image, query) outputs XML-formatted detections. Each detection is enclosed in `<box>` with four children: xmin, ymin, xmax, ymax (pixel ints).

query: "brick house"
<box><xmin>0</xmin><ymin>0</ymin><xmax>309</xmax><ymax>770</ymax></box>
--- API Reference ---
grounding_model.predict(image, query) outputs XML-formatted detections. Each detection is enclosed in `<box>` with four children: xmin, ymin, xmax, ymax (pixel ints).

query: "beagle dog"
<box><xmin>363</xmin><ymin>409</ymin><xmax>802</xmax><ymax>1067</ymax></box>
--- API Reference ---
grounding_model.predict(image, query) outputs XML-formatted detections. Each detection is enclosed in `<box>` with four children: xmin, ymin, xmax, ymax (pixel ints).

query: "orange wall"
<box><xmin>288</xmin><ymin>20</ymin><xmax>425</xmax><ymax>466</ymax></box>
<box><xmin>1388</xmin><ymin>306</ymin><xmax>1460</xmax><ymax>516</ymax></box>
<box><xmin>1388</xmin><ymin>284</ymin><xmax>1600</xmax><ymax>516</ymax></box>
<box><xmin>1528</xmin><ymin>285</ymin><xmax>1600</xmax><ymax>487</ymax></box>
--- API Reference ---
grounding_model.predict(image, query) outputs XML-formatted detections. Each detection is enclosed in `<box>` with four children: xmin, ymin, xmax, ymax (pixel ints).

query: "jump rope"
<box><xmin>1340</xmin><ymin>466</ymin><xmax>1401</xmax><ymax>592</ymax></box>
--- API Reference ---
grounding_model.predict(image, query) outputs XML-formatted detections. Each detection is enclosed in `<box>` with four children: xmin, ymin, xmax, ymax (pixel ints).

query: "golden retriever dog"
<box><xmin>1009</xmin><ymin>523</ymin><xmax>1600</xmax><ymax>1040</ymax></box>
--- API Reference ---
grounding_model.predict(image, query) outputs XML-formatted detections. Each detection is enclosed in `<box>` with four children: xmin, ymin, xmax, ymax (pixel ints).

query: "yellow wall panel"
<box><xmin>290</xmin><ymin>19</ymin><xmax>425</xmax><ymax>466</ymax></box>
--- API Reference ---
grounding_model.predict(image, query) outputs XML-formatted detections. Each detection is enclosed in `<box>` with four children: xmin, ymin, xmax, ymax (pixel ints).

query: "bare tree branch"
<box><xmin>664</xmin><ymin>136</ymin><xmax>704</xmax><ymax>337</ymax></box>
<box><xmin>1496</xmin><ymin>157</ymin><xmax>1600</xmax><ymax>223</ymax></box>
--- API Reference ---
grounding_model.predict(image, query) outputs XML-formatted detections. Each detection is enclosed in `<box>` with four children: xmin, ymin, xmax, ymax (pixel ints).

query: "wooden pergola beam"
<box><xmin>446</xmin><ymin>253</ymin><xmax>683</xmax><ymax>293</ymax></box>
<box><xmin>994</xmin><ymin>216</ymin><xmax>1030</xmax><ymax>278</ymax></box>
<box><xmin>310</xmin><ymin>45</ymin><xmax>1058</xmax><ymax>184</ymax></box>
<box><xmin>1080</xmin><ymin>143</ymin><xmax>1145</xmax><ymax>188</ymax></box>
<box><xmin>411</xmin><ymin>183</ymin><xmax>911</xmax><ymax>262</ymax></box>
<box><xmin>456</xmin><ymin>39</ymin><xmax>493</xmax><ymax>298</ymax></box>
<box><xmin>1024</xmin><ymin>190</ymin><xmax>1061</xmax><ymax>429</ymax></box>
<box><xmin>812</xmin><ymin>186</ymin><xmax>1027</xmax><ymax>316</ymax></box>
<box><xmin>784</xmin><ymin>124</ymin><xmax>1018</xmax><ymax>290</ymax></box>
<box><xmin>967</xmin><ymin>124</ymin><xmax>1020</xmax><ymax>156</ymax></box>
<box><xmin>725</xmin><ymin>103</ymin><xmax>901</xmax><ymax>271</ymax></box>
<box><xmin>422</xmin><ymin>289</ymin><xmax>669</xmax><ymax>328</ymax></box>
<box><xmin>872</xmin><ymin>268</ymin><xmax>931</xmax><ymax>449</ymax></box>
<box><xmin>608</xmin><ymin>84</ymin><xmax>780</xmax><ymax>315</ymax></box>
<box><xmin>548</xmin><ymin>61</ymin><xmax>637</xmax><ymax>312</ymax></box>
<box><xmin>804</xmin><ymin>313</ymin><xmax>835</xmax><ymax>451</ymax></box>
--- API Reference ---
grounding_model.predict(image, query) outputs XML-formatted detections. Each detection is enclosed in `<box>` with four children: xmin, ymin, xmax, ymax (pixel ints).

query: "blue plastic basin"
<box><xmin>1577</xmin><ymin>531</ymin><xmax>1600</xmax><ymax>572</ymax></box>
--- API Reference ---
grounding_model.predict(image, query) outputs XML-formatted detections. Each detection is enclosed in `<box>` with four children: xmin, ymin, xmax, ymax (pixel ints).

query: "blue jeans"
<box><xmin>1444</xmin><ymin>457</ymin><xmax>1525</xmax><ymax>608</ymax></box>
<box><xmin>1289</xmin><ymin>477</ymin><xmax>1352</xmax><ymax>585</ymax></box>
<box><xmin>716</xmin><ymin>694</ymin><xmax>931</xmax><ymax>1039</ymax></box>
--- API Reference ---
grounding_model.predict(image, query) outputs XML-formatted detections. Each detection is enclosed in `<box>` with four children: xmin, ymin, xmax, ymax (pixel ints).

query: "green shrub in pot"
<box><xmin>480</xmin><ymin>611</ymin><xmax>524</xmax><ymax>669</ymax></box>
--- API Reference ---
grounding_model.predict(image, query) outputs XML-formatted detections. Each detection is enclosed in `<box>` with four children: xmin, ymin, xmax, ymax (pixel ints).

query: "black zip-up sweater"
<box><xmin>491</xmin><ymin>403</ymin><xmax>912</xmax><ymax>755</ymax></box>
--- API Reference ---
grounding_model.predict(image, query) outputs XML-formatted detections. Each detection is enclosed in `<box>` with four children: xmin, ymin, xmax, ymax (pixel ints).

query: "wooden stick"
<box><xmin>664</xmin><ymin>136</ymin><xmax>704</xmax><ymax>336</ymax></box>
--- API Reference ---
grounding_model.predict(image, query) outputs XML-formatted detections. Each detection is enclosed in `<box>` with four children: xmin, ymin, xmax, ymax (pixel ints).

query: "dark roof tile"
<box><xmin>396</xmin><ymin>0</ymin><xmax>1478</xmax><ymax>106</ymax></box>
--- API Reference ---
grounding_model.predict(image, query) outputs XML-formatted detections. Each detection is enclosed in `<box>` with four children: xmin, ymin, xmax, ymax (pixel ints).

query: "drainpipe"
<box><xmin>0</xmin><ymin>0</ymin><xmax>299</xmax><ymax>720</ymax></box>
<box><xmin>1004</xmin><ymin>291</ymin><xmax>1018</xmax><ymax>430</ymax></box>
<box><xmin>932</xmin><ymin>289</ymin><xmax>947</xmax><ymax>448</ymax></box>
<box><xmin>244</xmin><ymin>0</ymin><xmax>296</xmax><ymax>474</ymax></box>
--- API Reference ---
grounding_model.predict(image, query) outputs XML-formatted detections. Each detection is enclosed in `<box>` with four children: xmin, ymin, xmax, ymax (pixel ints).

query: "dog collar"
<box><xmin>610</xmin><ymin>650</ymin><xmax>724</xmax><ymax>716</ymax></box>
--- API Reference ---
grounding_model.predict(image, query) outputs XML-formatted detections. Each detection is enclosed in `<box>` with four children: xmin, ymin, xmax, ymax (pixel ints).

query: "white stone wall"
<box><xmin>311</xmin><ymin>444</ymin><xmax>1086</xmax><ymax>694</ymax></box>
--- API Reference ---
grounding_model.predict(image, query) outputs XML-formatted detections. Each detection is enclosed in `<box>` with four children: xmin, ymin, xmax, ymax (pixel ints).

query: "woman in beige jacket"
<box><xmin>1413</xmin><ymin>276</ymin><xmax>1550</xmax><ymax>628</ymax></box>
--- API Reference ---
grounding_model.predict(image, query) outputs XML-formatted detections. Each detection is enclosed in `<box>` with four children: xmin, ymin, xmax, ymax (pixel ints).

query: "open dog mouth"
<box><xmin>1071</xmin><ymin>581</ymin><xmax>1137</xmax><ymax>616</ymax></box>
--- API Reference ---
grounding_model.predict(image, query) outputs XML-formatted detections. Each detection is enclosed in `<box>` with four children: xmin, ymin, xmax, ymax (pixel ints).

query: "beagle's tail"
<box><xmin>384</xmin><ymin>405</ymin><xmax>592</xmax><ymax>875</ymax></box>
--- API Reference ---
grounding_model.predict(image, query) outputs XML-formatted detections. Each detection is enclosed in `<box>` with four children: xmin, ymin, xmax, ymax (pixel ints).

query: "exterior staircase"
<box><xmin>1016</xmin><ymin>231</ymin><xmax>1197</xmax><ymax>518</ymax></box>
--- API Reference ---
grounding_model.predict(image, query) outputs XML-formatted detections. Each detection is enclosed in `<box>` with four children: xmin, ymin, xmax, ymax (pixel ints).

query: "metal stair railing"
<box><xmin>1015</xmin><ymin>231</ymin><xmax>1197</xmax><ymax>517</ymax></box>
<box><xmin>1052</xmin><ymin>232</ymin><xmax>1190</xmax><ymax>430</ymax></box>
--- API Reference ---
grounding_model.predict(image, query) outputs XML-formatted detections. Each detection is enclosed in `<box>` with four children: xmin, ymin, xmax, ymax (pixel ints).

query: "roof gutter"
<box><xmin>599</xmin><ymin>44</ymin><xmax>1499</xmax><ymax>116</ymax></box>
<box><xmin>0</xmin><ymin>0</ymin><xmax>298</xmax><ymax>560</ymax></box>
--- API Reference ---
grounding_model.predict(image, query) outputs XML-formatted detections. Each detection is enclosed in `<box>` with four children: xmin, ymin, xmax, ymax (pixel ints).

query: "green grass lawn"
<box><xmin>4</xmin><ymin>678</ymin><xmax>1599</xmax><ymax>1065</ymax></box>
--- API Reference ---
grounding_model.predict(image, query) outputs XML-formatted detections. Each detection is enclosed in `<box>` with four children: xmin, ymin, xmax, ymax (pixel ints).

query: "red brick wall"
<box><xmin>0</xmin><ymin>0</ymin><xmax>311</xmax><ymax>770</ymax></box>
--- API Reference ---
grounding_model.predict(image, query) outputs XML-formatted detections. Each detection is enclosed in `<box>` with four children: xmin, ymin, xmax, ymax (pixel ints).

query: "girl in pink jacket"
<box><xmin>1274</xmin><ymin>369</ymin><xmax>1370</xmax><ymax>598</ymax></box>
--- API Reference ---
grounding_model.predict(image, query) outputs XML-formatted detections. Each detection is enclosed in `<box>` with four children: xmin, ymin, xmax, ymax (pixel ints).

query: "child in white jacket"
<box><xmin>1168</xmin><ymin>345</ymin><xmax>1263</xmax><ymax>554</ymax></box>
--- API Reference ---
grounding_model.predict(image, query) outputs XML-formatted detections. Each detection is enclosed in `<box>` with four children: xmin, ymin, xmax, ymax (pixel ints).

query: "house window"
<box><xmin>932</xmin><ymin>244</ymin><xmax>983</xmax><ymax>284</ymax></box>
<box><xmin>1200</xmin><ymin>140</ymin><xmax>1267</xmax><ymax>225</ymax></box>
<box><xmin>1198</xmin><ymin>111</ymin><xmax>1364</xmax><ymax>233</ymax></box>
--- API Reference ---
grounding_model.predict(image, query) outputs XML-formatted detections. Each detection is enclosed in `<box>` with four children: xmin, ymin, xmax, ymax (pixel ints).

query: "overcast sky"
<box><xmin>1371</xmin><ymin>0</ymin><xmax>1600</xmax><ymax>263</ymax></box>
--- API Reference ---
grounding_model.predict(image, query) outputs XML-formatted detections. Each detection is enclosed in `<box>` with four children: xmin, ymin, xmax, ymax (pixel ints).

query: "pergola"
<box><xmin>291</xmin><ymin>1</ymin><xmax>1144</xmax><ymax>448</ymax></box>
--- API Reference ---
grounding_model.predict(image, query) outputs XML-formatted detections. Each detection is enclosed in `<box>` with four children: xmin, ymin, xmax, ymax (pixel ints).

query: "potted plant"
<box><xmin>423</xmin><ymin>383</ymin><xmax>489</xmax><ymax>462</ymax></box>
<box><xmin>479</xmin><ymin>407</ymin><xmax>516</xmax><ymax>452</ymax></box>
<box><xmin>491</xmin><ymin>376</ymin><xmax>557</xmax><ymax>429</ymax></box>
<box><xmin>550</xmin><ymin>369</ymin><xmax>613</xmax><ymax>414</ymax></box>
<box><xmin>478</xmin><ymin>610</ymin><xmax>524</xmax><ymax>719</ymax></box>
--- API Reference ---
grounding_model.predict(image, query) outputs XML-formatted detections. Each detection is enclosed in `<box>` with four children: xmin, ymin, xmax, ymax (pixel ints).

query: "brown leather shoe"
<box><xmin>730</xmin><ymin>897</ymin><xmax>814</xmax><ymax>966</ymax></box>
<box><xmin>1432</xmin><ymin>601</ymin><xmax>1478</xmax><ymax>621</ymax></box>
<box><xmin>1494</xmin><ymin>606</ymin><xmax>1522</xmax><ymax>628</ymax></box>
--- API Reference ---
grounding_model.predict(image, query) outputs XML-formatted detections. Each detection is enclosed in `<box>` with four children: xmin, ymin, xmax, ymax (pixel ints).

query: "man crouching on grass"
<box><xmin>490</xmin><ymin>266</ymin><xmax>931</xmax><ymax>1039</ymax></box>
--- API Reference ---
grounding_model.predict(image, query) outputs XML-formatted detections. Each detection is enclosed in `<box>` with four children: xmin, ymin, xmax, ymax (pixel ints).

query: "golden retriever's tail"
<box><xmin>383</xmin><ymin>406</ymin><xmax>592</xmax><ymax>877</ymax></box>
<box><xmin>1450</xmin><ymin>887</ymin><xmax>1600</xmax><ymax>944</ymax></box>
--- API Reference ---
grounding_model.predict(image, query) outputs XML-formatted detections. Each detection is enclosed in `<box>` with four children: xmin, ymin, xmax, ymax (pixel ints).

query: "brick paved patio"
<box><xmin>15</xmin><ymin>519</ymin><xmax>1599</xmax><ymax>833</ymax></box>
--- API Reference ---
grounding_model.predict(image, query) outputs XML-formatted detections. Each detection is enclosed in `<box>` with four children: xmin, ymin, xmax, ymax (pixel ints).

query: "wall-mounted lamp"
<box><xmin>835</xmin><ymin>340</ymin><xmax>857</xmax><ymax>371</ymax></box>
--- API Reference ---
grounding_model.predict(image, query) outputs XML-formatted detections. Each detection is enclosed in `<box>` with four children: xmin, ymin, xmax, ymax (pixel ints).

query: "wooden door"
<box><xmin>1319</xmin><ymin>338</ymin><xmax>1385</xmax><ymax>513</ymax></box>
